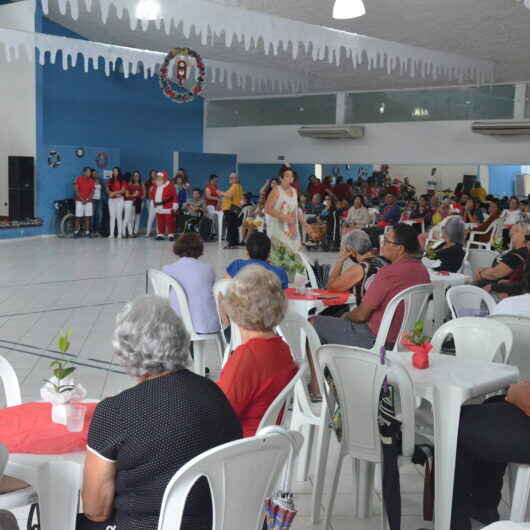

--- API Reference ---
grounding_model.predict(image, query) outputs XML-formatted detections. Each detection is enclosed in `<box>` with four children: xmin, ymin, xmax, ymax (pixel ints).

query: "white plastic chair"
<box><xmin>157</xmin><ymin>426</ymin><xmax>303</xmax><ymax>530</ymax></box>
<box><xmin>148</xmin><ymin>269</ymin><xmax>224</xmax><ymax>376</ymax></box>
<box><xmin>316</xmin><ymin>345</ymin><xmax>416</xmax><ymax>529</ymax></box>
<box><xmin>213</xmin><ymin>279</ymin><xmax>242</xmax><ymax>366</ymax></box>
<box><xmin>466</xmin><ymin>248</ymin><xmax>498</xmax><ymax>277</ymax></box>
<box><xmin>257</xmin><ymin>362</ymin><xmax>307</xmax><ymax>431</ymax></box>
<box><xmin>0</xmin><ymin>354</ymin><xmax>22</xmax><ymax>407</ymax></box>
<box><xmin>466</xmin><ymin>220</ymin><xmax>502</xmax><ymax>251</ymax></box>
<box><xmin>372</xmin><ymin>282</ymin><xmax>434</xmax><ymax>353</ymax></box>
<box><xmin>509</xmin><ymin>464</ymin><xmax>530</xmax><ymax>522</ymax></box>
<box><xmin>0</xmin><ymin>443</ymin><xmax>39</xmax><ymax>523</ymax></box>
<box><xmin>297</xmin><ymin>252</ymin><xmax>319</xmax><ymax>289</ymax></box>
<box><xmin>277</xmin><ymin>312</ymin><xmax>327</xmax><ymax>482</ymax></box>
<box><xmin>446</xmin><ymin>284</ymin><xmax>497</xmax><ymax>319</ymax></box>
<box><xmin>483</xmin><ymin>524</ymin><xmax>530</xmax><ymax>530</ymax></box>
<box><xmin>488</xmin><ymin>315</ymin><xmax>530</xmax><ymax>380</ymax></box>
<box><xmin>431</xmin><ymin>317</ymin><xmax>513</xmax><ymax>363</ymax></box>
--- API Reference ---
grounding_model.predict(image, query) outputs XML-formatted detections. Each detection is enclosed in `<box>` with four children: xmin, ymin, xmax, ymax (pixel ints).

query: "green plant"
<box><xmin>424</xmin><ymin>243</ymin><xmax>438</xmax><ymax>261</ymax></box>
<box><xmin>406</xmin><ymin>321</ymin><xmax>430</xmax><ymax>346</ymax></box>
<box><xmin>44</xmin><ymin>329</ymin><xmax>76</xmax><ymax>393</ymax></box>
<box><xmin>270</xmin><ymin>242</ymin><xmax>305</xmax><ymax>275</ymax></box>
<box><xmin>491</xmin><ymin>237</ymin><xmax>504</xmax><ymax>253</ymax></box>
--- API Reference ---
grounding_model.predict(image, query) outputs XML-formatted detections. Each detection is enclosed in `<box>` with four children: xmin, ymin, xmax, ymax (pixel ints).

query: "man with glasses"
<box><xmin>312</xmin><ymin>223</ymin><xmax>430</xmax><ymax>349</ymax></box>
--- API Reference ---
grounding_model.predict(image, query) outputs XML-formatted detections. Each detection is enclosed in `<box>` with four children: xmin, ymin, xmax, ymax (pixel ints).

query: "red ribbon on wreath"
<box><xmin>159</xmin><ymin>47</ymin><xmax>205</xmax><ymax>104</ymax></box>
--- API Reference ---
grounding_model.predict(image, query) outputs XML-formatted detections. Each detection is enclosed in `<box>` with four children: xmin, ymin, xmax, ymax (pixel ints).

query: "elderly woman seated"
<box><xmin>217</xmin><ymin>265</ymin><xmax>298</xmax><ymax>438</ymax></box>
<box><xmin>79</xmin><ymin>296</ymin><xmax>241</xmax><ymax>530</ymax></box>
<box><xmin>430</xmin><ymin>216</ymin><xmax>466</xmax><ymax>273</ymax></box>
<box><xmin>475</xmin><ymin>221</ymin><xmax>529</xmax><ymax>298</ymax></box>
<box><xmin>324</xmin><ymin>230</ymin><xmax>388</xmax><ymax>316</ymax></box>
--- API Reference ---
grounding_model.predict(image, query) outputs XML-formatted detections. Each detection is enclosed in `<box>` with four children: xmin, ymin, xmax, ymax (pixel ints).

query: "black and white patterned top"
<box><xmin>87</xmin><ymin>369</ymin><xmax>242</xmax><ymax>530</ymax></box>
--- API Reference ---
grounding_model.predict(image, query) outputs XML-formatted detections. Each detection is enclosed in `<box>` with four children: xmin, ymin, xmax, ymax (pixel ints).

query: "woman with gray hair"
<box><xmin>217</xmin><ymin>265</ymin><xmax>298</xmax><ymax>438</ymax></box>
<box><xmin>326</xmin><ymin>229</ymin><xmax>389</xmax><ymax>309</ymax></box>
<box><xmin>431</xmin><ymin>216</ymin><xmax>466</xmax><ymax>273</ymax></box>
<box><xmin>79</xmin><ymin>296</ymin><xmax>241</xmax><ymax>530</ymax></box>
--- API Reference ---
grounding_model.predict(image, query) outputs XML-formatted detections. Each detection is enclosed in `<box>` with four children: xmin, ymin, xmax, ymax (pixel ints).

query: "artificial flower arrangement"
<box><xmin>41</xmin><ymin>329</ymin><xmax>86</xmax><ymax>424</ymax></box>
<box><xmin>491</xmin><ymin>237</ymin><xmax>504</xmax><ymax>253</ymax></box>
<box><xmin>271</xmin><ymin>241</ymin><xmax>306</xmax><ymax>276</ymax></box>
<box><xmin>402</xmin><ymin>321</ymin><xmax>433</xmax><ymax>370</ymax></box>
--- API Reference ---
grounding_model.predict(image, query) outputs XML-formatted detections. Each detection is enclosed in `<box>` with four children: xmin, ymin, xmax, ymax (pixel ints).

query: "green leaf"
<box><xmin>62</xmin><ymin>366</ymin><xmax>76</xmax><ymax>378</ymax></box>
<box><xmin>66</xmin><ymin>328</ymin><xmax>73</xmax><ymax>338</ymax></box>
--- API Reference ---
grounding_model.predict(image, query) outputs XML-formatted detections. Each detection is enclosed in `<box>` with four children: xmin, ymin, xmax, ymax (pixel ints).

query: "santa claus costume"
<box><xmin>150</xmin><ymin>171</ymin><xmax>178</xmax><ymax>240</ymax></box>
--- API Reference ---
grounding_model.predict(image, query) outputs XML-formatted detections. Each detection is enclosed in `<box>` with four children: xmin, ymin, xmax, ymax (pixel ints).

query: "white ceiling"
<box><xmin>44</xmin><ymin>0</ymin><xmax>530</xmax><ymax>97</ymax></box>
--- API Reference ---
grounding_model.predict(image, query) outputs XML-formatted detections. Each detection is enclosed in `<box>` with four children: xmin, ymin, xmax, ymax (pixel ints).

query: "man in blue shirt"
<box><xmin>381</xmin><ymin>193</ymin><xmax>401</xmax><ymax>226</ymax></box>
<box><xmin>225</xmin><ymin>232</ymin><xmax>289</xmax><ymax>289</ymax></box>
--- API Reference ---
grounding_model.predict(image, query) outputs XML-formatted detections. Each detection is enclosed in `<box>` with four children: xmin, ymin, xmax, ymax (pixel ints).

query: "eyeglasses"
<box><xmin>383</xmin><ymin>238</ymin><xmax>401</xmax><ymax>246</ymax></box>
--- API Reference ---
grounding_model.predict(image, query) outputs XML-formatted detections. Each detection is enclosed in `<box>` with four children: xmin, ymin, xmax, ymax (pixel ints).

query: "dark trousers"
<box><xmin>223</xmin><ymin>210</ymin><xmax>241</xmax><ymax>246</ymax></box>
<box><xmin>451</xmin><ymin>400</ymin><xmax>530</xmax><ymax>530</ymax></box>
<box><xmin>92</xmin><ymin>199</ymin><xmax>102</xmax><ymax>234</ymax></box>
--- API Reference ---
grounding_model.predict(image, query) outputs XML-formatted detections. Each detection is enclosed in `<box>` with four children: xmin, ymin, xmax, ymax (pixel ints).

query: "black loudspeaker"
<box><xmin>462</xmin><ymin>174</ymin><xmax>477</xmax><ymax>194</ymax></box>
<box><xmin>8</xmin><ymin>156</ymin><xmax>35</xmax><ymax>220</ymax></box>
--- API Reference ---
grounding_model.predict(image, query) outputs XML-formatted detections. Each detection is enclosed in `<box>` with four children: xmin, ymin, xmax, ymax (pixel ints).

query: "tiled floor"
<box><xmin>0</xmin><ymin>236</ymin><xmax>520</xmax><ymax>529</ymax></box>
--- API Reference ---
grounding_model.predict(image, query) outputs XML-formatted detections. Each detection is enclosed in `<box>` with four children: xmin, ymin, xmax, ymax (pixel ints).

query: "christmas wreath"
<box><xmin>159</xmin><ymin>47</ymin><xmax>205</xmax><ymax>104</ymax></box>
<box><xmin>95</xmin><ymin>152</ymin><xmax>109</xmax><ymax>168</ymax></box>
<box><xmin>48</xmin><ymin>151</ymin><xmax>62</xmax><ymax>168</ymax></box>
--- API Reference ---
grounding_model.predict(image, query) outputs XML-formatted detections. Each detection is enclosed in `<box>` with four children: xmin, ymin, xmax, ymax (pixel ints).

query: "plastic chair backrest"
<box><xmin>0</xmin><ymin>443</ymin><xmax>7</xmax><ymax>479</ymax></box>
<box><xmin>431</xmin><ymin>316</ymin><xmax>513</xmax><ymax>363</ymax></box>
<box><xmin>213</xmin><ymin>278</ymin><xmax>242</xmax><ymax>354</ymax></box>
<box><xmin>373</xmin><ymin>283</ymin><xmax>434</xmax><ymax>353</ymax></box>
<box><xmin>317</xmin><ymin>345</ymin><xmax>416</xmax><ymax>461</ymax></box>
<box><xmin>157</xmin><ymin>427</ymin><xmax>303</xmax><ymax>530</ymax></box>
<box><xmin>489</xmin><ymin>315</ymin><xmax>530</xmax><ymax>379</ymax></box>
<box><xmin>466</xmin><ymin>249</ymin><xmax>497</xmax><ymax>276</ymax></box>
<box><xmin>446</xmin><ymin>284</ymin><xmax>497</xmax><ymax>319</ymax></box>
<box><xmin>148</xmin><ymin>269</ymin><xmax>195</xmax><ymax>334</ymax></box>
<box><xmin>0</xmin><ymin>354</ymin><xmax>22</xmax><ymax>407</ymax></box>
<box><xmin>297</xmin><ymin>252</ymin><xmax>319</xmax><ymax>289</ymax></box>
<box><xmin>257</xmin><ymin>362</ymin><xmax>307</xmax><ymax>431</ymax></box>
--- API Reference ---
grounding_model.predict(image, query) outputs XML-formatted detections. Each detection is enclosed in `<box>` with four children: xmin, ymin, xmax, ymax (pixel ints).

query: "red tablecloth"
<box><xmin>286</xmin><ymin>288</ymin><xmax>351</xmax><ymax>307</ymax></box>
<box><xmin>0</xmin><ymin>402</ymin><xmax>97</xmax><ymax>454</ymax></box>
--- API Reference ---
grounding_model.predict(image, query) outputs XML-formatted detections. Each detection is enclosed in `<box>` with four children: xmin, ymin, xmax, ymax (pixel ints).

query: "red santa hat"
<box><xmin>156</xmin><ymin>171</ymin><xmax>169</xmax><ymax>181</ymax></box>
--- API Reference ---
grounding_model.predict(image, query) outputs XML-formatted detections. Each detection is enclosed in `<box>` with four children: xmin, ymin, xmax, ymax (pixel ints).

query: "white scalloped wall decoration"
<box><xmin>40</xmin><ymin>0</ymin><xmax>495</xmax><ymax>83</ymax></box>
<box><xmin>0</xmin><ymin>27</ymin><xmax>309</xmax><ymax>93</ymax></box>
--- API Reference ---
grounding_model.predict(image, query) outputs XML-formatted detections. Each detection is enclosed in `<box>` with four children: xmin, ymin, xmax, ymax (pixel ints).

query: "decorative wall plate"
<box><xmin>75</xmin><ymin>147</ymin><xmax>85</xmax><ymax>158</ymax></box>
<box><xmin>95</xmin><ymin>152</ymin><xmax>109</xmax><ymax>168</ymax></box>
<box><xmin>48</xmin><ymin>151</ymin><xmax>62</xmax><ymax>168</ymax></box>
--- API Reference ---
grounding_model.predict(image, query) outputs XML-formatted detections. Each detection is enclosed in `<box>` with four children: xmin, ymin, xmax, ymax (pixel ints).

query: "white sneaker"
<box><xmin>117</xmin><ymin>234</ymin><xmax>122</xmax><ymax>239</ymax></box>
<box><xmin>108</xmin><ymin>234</ymin><xmax>114</xmax><ymax>239</ymax></box>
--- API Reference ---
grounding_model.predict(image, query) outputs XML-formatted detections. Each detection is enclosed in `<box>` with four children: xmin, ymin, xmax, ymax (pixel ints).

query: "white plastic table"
<box><xmin>428</xmin><ymin>270</ymin><xmax>470</xmax><ymax>331</ymax></box>
<box><xmin>388</xmin><ymin>351</ymin><xmax>519</xmax><ymax>530</ymax></box>
<box><xmin>7</xmin><ymin>452</ymin><xmax>85</xmax><ymax>530</ymax></box>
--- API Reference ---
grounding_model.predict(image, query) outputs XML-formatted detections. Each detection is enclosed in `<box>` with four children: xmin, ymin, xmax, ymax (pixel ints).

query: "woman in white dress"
<box><xmin>264</xmin><ymin>169</ymin><xmax>306</xmax><ymax>252</ymax></box>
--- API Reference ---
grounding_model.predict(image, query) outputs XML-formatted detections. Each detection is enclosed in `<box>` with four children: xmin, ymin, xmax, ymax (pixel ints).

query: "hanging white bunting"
<box><xmin>40</xmin><ymin>0</ymin><xmax>495</xmax><ymax>83</ymax></box>
<box><xmin>0</xmin><ymin>27</ymin><xmax>309</xmax><ymax>93</ymax></box>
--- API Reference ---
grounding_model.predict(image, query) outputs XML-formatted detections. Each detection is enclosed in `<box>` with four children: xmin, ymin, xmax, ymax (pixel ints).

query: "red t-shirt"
<box><xmin>333</xmin><ymin>183</ymin><xmax>352</xmax><ymax>201</ymax></box>
<box><xmin>75</xmin><ymin>176</ymin><xmax>95</xmax><ymax>202</ymax></box>
<box><xmin>204</xmin><ymin>183</ymin><xmax>221</xmax><ymax>207</ymax></box>
<box><xmin>217</xmin><ymin>336</ymin><xmax>298</xmax><ymax>438</ymax></box>
<box><xmin>125</xmin><ymin>183</ymin><xmax>144</xmax><ymax>201</ymax></box>
<box><xmin>363</xmin><ymin>259</ymin><xmax>431</xmax><ymax>346</ymax></box>
<box><xmin>308</xmin><ymin>182</ymin><xmax>325</xmax><ymax>198</ymax></box>
<box><xmin>108</xmin><ymin>179</ymin><xmax>126</xmax><ymax>194</ymax></box>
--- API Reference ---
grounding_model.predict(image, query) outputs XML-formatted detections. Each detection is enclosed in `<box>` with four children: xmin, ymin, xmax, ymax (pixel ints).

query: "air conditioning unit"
<box><xmin>471</xmin><ymin>121</ymin><xmax>530</xmax><ymax>136</ymax></box>
<box><xmin>297</xmin><ymin>126</ymin><xmax>364</xmax><ymax>140</ymax></box>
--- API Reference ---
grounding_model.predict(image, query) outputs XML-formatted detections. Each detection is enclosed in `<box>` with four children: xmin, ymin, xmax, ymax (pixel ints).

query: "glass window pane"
<box><xmin>345</xmin><ymin>85</ymin><xmax>515</xmax><ymax>123</ymax></box>
<box><xmin>207</xmin><ymin>95</ymin><xmax>336</xmax><ymax>127</ymax></box>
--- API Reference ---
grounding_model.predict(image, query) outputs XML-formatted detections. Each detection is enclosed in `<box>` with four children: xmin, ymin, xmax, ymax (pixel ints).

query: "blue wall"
<box><xmin>488</xmin><ymin>165</ymin><xmax>519</xmax><ymax>198</ymax></box>
<box><xmin>178</xmin><ymin>152</ymin><xmax>237</xmax><ymax>190</ymax></box>
<box><xmin>322</xmin><ymin>164</ymin><xmax>373</xmax><ymax>180</ymax></box>
<box><xmin>237</xmin><ymin>163</ymin><xmax>315</xmax><ymax>194</ymax></box>
<box><xmin>2</xmin><ymin>9</ymin><xmax>204</xmax><ymax>238</ymax></box>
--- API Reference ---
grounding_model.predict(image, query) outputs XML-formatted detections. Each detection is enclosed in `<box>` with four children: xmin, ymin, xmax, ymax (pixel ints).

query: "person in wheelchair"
<box><xmin>179</xmin><ymin>188</ymin><xmax>206</xmax><ymax>233</ymax></box>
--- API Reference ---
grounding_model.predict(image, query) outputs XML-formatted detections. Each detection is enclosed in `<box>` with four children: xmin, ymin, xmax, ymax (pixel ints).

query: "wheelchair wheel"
<box><xmin>60</xmin><ymin>213</ymin><xmax>75</xmax><ymax>237</ymax></box>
